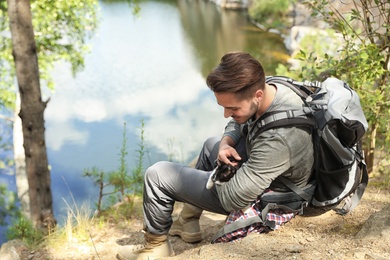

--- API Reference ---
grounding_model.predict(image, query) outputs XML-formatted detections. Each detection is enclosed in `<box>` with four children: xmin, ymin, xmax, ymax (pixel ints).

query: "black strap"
<box><xmin>265</xmin><ymin>76</ymin><xmax>317</xmax><ymax>97</ymax></box>
<box><xmin>211</xmin><ymin>212</ymin><xmax>269</xmax><ymax>244</ymax></box>
<box><xmin>247</xmin><ymin>76</ymin><xmax>318</xmax><ymax>141</ymax></box>
<box><xmin>210</xmin><ymin>201</ymin><xmax>306</xmax><ymax>244</ymax></box>
<box><xmin>278</xmin><ymin>177</ymin><xmax>313</xmax><ymax>202</ymax></box>
<box><xmin>249</xmin><ymin>114</ymin><xmax>315</xmax><ymax>143</ymax></box>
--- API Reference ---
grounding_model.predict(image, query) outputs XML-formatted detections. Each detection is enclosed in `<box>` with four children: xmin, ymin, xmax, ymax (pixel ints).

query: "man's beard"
<box><xmin>235</xmin><ymin>101</ymin><xmax>259</xmax><ymax>123</ymax></box>
<box><xmin>249</xmin><ymin>100</ymin><xmax>260</xmax><ymax>121</ymax></box>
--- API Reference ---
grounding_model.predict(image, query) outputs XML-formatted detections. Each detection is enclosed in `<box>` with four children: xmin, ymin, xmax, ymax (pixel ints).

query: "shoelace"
<box><xmin>136</xmin><ymin>230</ymin><xmax>160</xmax><ymax>251</ymax></box>
<box><xmin>131</xmin><ymin>243</ymin><xmax>147</xmax><ymax>252</ymax></box>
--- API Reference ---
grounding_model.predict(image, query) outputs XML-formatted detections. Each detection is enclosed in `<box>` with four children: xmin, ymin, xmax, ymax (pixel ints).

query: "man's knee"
<box><xmin>145</xmin><ymin>161</ymin><xmax>165</xmax><ymax>185</ymax></box>
<box><xmin>203</xmin><ymin>136</ymin><xmax>220</xmax><ymax>151</ymax></box>
<box><xmin>196</xmin><ymin>137</ymin><xmax>220</xmax><ymax>171</ymax></box>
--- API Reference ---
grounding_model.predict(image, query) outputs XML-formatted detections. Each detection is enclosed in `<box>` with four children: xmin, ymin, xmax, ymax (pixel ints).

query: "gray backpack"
<box><xmin>211</xmin><ymin>76</ymin><xmax>369</xmax><ymax>243</ymax></box>
<box><xmin>260</xmin><ymin>76</ymin><xmax>369</xmax><ymax>215</ymax></box>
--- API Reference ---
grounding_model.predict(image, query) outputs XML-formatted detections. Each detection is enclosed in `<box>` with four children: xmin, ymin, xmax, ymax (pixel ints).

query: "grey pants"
<box><xmin>143</xmin><ymin>136</ymin><xmax>247</xmax><ymax>235</ymax></box>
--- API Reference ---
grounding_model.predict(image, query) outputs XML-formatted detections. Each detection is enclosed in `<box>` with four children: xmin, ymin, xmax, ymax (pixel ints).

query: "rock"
<box><xmin>286</xmin><ymin>245</ymin><xmax>303</xmax><ymax>253</ymax></box>
<box><xmin>0</xmin><ymin>239</ymin><xmax>27</xmax><ymax>260</ymax></box>
<box><xmin>356</xmin><ymin>204</ymin><xmax>390</xmax><ymax>242</ymax></box>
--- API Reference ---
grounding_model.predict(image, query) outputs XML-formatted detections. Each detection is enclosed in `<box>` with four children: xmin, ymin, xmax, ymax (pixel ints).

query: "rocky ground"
<box><xmin>1</xmin><ymin>180</ymin><xmax>390</xmax><ymax>260</ymax></box>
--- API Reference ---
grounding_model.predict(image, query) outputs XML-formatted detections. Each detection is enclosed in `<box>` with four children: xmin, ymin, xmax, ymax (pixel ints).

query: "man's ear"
<box><xmin>255</xmin><ymin>89</ymin><xmax>263</xmax><ymax>101</ymax></box>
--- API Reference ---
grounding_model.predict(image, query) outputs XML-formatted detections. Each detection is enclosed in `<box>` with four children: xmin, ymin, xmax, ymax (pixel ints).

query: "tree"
<box><xmin>248</xmin><ymin>0</ymin><xmax>293</xmax><ymax>31</ymax></box>
<box><xmin>7</xmin><ymin>0</ymin><xmax>55</xmax><ymax>230</ymax></box>
<box><xmin>2</xmin><ymin>0</ymin><xmax>99</xmax><ymax>230</ymax></box>
<box><xmin>0</xmin><ymin>0</ymin><xmax>99</xmax><ymax>108</ymax></box>
<box><xmin>278</xmin><ymin>0</ymin><xmax>390</xmax><ymax>175</ymax></box>
<box><xmin>311</xmin><ymin>1</ymin><xmax>389</xmax><ymax>175</ymax></box>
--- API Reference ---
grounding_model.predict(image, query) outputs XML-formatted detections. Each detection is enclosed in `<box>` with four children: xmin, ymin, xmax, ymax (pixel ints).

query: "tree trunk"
<box><xmin>13</xmin><ymin>93</ymin><xmax>30</xmax><ymax>218</ymax></box>
<box><xmin>7</xmin><ymin>0</ymin><xmax>56</xmax><ymax>230</ymax></box>
<box><xmin>363</xmin><ymin>120</ymin><xmax>377</xmax><ymax>176</ymax></box>
<box><xmin>366</xmin><ymin>124</ymin><xmax>377</xmax><ymax>174</ymax></box>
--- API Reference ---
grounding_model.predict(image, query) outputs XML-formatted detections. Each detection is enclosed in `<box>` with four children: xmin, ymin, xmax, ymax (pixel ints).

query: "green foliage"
<box><xmin>280</xmin><ymin>0</ymin><xmax>390</xmax><ymax>173</ymax></box>
<box><xmin>276</xmin><ymin>28</ymin><xmax>342</xmax><ymax>80</ymax></box>
<box><xmin>0</xmin><ymin>184</ymin><xmax>21</xmax><ymax>226</ymax></box>
<box><xmin>0</xmin><ymin>0</ymin><xmax>99</xmax><ymax>109</ymax></box>
<box><xmin>126</xmin><ymin>0</ymin><xmax>141</xmax><ymax>15</ymax></box>
<box><xmin>83</xmin><ymin>167</ymin><xmax>115</xmax><ymax>212</ymax></box>
<box><xmin>109</xmin><ymin>122</ymin><xmax>132</xmax><ymax>199</ymax></box>
<box><xmin>129</xmin><ymin>119</ymin><xmax>145</xmax><ymax>197</ymax></box>
<box><xmin>0</xmin><ymin>117</ymin><xmax>14</xmax><ymax>170</ymax></box>
<box><xmin>305</xmin><ymin>1</ymin><xmax>390</xmax><ymax>142</ymax></box>
<box><xmin>248</xmin><ymin>0</ymin><xmax>294</xmax><ymax>31</ymax></box>
<box><xmin>83</xmin><ymin>120</ymin><xmax>146</xmax><ymax>215</ymax></box>
<box><xmin>6</xmin><ymin>216</ymin><xmax>43</xmax><ymax>247</ymax></box>
<box><xmin>31</xmin><ymin>0</ymin><xmax>100</xmax><ymax>82</ymax></box>
<box><xmin>102</xmin><ymin>0</ymin><xmax>141</xmax><ymax>14</ymax></box>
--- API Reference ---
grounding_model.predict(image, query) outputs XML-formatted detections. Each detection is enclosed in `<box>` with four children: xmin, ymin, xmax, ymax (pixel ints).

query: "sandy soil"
<box><xmin>6</xmin><ymin>182</ymin><xmax>390</xmax><ymax>260</ymax></box>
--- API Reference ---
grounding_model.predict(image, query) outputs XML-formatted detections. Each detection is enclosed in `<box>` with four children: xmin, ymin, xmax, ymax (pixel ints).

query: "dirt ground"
<box><xmin>4</xmin><ymin>181</ymin><xmax>390</xmax><ymax>260</ymax></box>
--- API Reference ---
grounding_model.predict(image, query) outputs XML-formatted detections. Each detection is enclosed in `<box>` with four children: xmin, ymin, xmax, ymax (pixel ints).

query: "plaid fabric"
<box><xmin>214</xmin><ymin>201</ymin><xmax>296</xmax><ymax>243</ymax></box>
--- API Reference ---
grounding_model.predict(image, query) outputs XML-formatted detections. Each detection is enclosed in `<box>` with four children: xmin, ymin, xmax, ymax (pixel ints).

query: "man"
<box><xmin>117</xmin><ymin>52</ymin><xmax>314</xmax><ymax>259</ymax></box>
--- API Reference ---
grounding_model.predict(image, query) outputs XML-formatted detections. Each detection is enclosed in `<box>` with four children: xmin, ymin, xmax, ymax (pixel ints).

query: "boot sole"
<box><xmin>169</xmin><ymin>229</ymin><xmax>202</xmax><ymax>243</ymax></box>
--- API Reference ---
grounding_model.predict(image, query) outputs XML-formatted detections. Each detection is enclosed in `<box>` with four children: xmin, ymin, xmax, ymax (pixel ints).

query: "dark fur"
<box><xmin>206</xmin><ymin>161</ymin><xmax>240</xmax><ymax>189</ymax></box>
<box><xmin>212</xmin><ymin>164</ymin><xmax>237</xmax><ymax>183</ymax></box>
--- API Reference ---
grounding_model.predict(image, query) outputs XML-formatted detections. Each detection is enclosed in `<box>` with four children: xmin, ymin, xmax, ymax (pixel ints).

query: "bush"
<box><xmin>0</xmin><ymin>184</ymin><xmax>20</xmax><ymax>226</ymax></box>
<box><xmin>6</xmin><ymin>216</ymin><xmax>43</xmax><ymax>247</ymax></box>
<box><xmin>248</xmin><ymin>0</ymin><xmax>293</xmax><ymax>31</ymax></box>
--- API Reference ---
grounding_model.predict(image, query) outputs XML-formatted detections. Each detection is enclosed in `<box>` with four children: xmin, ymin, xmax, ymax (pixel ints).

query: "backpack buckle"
<box><xmin>287</xmin><ymin>110</ymin><xmax>294</xmax><ymax>118</ymax></box>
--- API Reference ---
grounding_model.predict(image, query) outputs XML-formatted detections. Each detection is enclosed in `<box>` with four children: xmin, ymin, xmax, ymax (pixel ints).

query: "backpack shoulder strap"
<box><xmin>247</xmin><ymin>76</ymin><xmax>316</xmax><ymax>140</ymax></box>
<box><xmin>249</xmin><ymin>111</ymin><xmax>315</xmax><ymax>142</ymax></box>
<box><xmin>265</xmin><ymin>76</ymin><xmax>317</xmax><ymax>98</ymax></box>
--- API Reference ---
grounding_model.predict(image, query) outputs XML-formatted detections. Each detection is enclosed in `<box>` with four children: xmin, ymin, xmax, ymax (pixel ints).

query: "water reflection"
<box><xmin>177</xmin><ymin>0</ymin><xmax>288</xmax><ymax>76</ymax></box>
<box><xmin>6</xmin><ymin>0</ymin><xmax>288</xmax><ymax>231</ymax></box>
<box><xmin>46</xmin><ymin>0</ymin><xmax>230</xmax><ymax>169</ymax></box>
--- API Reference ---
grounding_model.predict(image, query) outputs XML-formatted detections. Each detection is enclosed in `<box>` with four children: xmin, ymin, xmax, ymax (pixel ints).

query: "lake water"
<box><xmin>0</xmin><ymin>0</ymin><xmax>287</xmax><ymax>242</ymax></box>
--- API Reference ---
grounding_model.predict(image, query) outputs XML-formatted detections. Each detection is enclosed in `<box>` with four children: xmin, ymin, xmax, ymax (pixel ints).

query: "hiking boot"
<box><xmin>169</xmin><ymin>203</ymin><xmax>203</xmax><ymax>243</ymax></box>
<box><xmin>116</xmin><ymin>230</ymin><xmax>175</xmax><ymax>260</ymax></box>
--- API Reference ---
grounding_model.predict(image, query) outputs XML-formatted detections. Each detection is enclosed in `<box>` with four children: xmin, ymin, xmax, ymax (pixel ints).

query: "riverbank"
<box><xmin>1</xmin><ymin>176</ymin><xmax>389</xmax><ymax>259</ymax></box>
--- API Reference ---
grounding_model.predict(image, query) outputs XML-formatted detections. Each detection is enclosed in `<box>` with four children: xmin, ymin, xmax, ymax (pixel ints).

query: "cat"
<box><xmin>206</xmin><ymin>162</ymin><xmax>240</xmax><ymax>189</ymax></box>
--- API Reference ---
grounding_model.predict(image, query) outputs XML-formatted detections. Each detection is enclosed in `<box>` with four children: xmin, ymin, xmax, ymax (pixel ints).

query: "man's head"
<box><xmin>206</xmin><ymin>52</ymin><xmax>267</xmax><ymax>124</ymax></box>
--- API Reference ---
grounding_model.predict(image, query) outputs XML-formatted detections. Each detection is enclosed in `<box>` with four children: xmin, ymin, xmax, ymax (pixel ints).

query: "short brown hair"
<box><xmin>206</xmin><ymin>52</ymin><xmax>266</xmax><ymax>100</ymax></box>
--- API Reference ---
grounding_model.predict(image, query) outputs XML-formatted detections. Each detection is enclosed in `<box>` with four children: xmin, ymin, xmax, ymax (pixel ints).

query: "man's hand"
<box><xmin>218</xmin><ymin>136</ymin><xmax>241</xmax><ymax>166</ymax></box>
